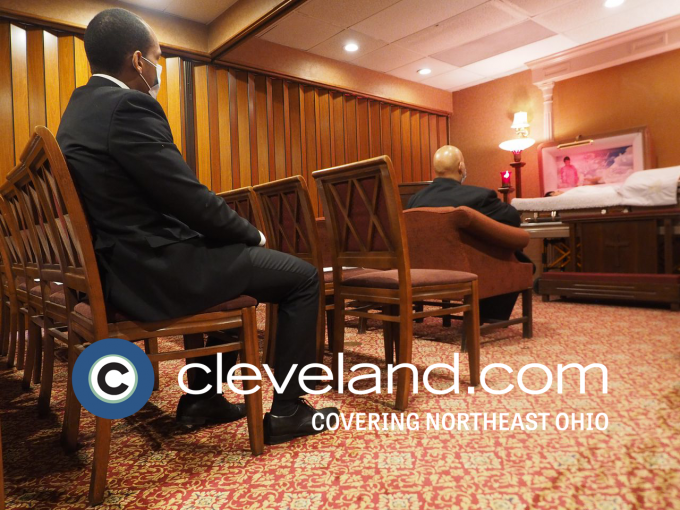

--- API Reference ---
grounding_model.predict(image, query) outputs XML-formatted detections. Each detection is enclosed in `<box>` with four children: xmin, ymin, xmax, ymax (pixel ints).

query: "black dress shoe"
<box><xmin>176</xmin><ymin>393</ymin><xmax>246</xmax><ymax>426</ymax></box>
<box><xmin>264</xmin><ymin>399</ymin><xmax>338</xmax><ymax>445</ymax></box>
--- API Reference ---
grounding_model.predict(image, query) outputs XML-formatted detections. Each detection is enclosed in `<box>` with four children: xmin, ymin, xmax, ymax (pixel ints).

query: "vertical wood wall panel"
<box><xmin>43</xmin><ymin>32</ymin><xmax>60</xmax><ymax>134</ymax></box>
<box><xmin>0</xmin><ymin>22</ymin><xmax>14</xmax><ymax>176</ymax></box>
<box><xmin>215</xmin><ymin>68</ymin><xmax>232</xmax><ymax>192</ymax></box>
<box><xmin>165</xmin><ymin>57</ymin><xmax>185</xmax><ymax>157</ymax></box>
<box><xmin>73</xmin><ymin>36</ymin><xmax>90</xmax><ymax>88</ymax></box>
<box><xmin>10</xmin><ymin>25</ymin><xmax>28</xmax><ymax>164</ymax></box>
<box><xmin>57</xmin><ymin>36</ymin><xmax>75</xmax><ymax>117</ymax></box>
<box><xmin>26</xmin><ymin>30</ymin><xmax>46</xmax><ymax>138</ymax></box>
<box><xmin>192</xmin><ymin>65</ymin><xmax>211</xmax><ymax>187</ymax></box>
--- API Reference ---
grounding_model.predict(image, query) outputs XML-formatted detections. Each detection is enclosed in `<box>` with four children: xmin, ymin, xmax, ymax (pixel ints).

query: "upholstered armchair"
<box><xmin>403</xmin><ymin>206</ymin><xmax>533</xmax><ymax>337</ymax></box>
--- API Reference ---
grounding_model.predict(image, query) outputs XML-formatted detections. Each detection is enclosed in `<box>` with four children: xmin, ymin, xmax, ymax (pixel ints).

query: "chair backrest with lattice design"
<box><xmin>26</xmin><ymin>127</ymin><xmax>108</xmax><ymax>327</ymax></box>
<box><xmin>217</xmin><ymin>187</ymin><xmax>266</xmax><ymax>233</ymax></box>
<box><xmin>0</xmin><ymin>172</ymin><xmax>37</xmax><ymax>285</ymax></box>
<box><xmin>253</xmin><ymin>176</ymin><xmax>323</xmax><ymax>272</ymax></box>
<box><xmin>312</xmin><ymin>156</ymin><xmax>410</xmax><ymax>273</ymax></box>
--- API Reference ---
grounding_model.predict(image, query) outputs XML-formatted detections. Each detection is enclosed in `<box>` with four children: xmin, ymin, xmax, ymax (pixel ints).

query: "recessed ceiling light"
<box><xmin>604</xmin><ymin>0</ymin><xmax>625</xmax><ymax>7</ymax></box>
<box><xmin>344</xmin><ymin>43</ymin><xmax>359</xmax><ymax>52</ymax></box>
<box><xmin>417</xmin><ymin>68</ymin><xmax>432</xmax><ymax>75</ymax></box>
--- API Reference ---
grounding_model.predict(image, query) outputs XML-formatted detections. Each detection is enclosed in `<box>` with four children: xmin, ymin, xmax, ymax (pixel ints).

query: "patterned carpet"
<box><xmin>1</xmin><ymin>296</ymin><xmax>679</xmax><ymax>510</ymax></box>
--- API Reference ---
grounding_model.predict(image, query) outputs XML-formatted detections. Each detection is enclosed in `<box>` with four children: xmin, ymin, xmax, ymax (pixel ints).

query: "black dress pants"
<box><xmin>190</xmin><ymin>246</ymin><xmax>319</xmax><ymax>400</ymax></box>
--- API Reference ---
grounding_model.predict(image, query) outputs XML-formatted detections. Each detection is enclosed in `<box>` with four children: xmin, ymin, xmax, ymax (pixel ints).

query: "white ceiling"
<box><xmin>256</xmin><ymin>0</ymin><xmax>680</xmax><ymax>92</ymax></box>
<box><xmin>118</xmin><ymin>0</ymin><xmax>239</xmax><ymax>24</ymax></box>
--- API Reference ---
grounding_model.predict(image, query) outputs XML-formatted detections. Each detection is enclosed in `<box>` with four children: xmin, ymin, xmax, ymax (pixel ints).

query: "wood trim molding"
<box><xmin>529</xmin><ymin>14</ymin><xmax>680</xmax><ymax>85</ymax></box>
<box><xmin>208</xmin><ymin>0</ymin><xmax>306</xmax><ymax>59</ymax></box>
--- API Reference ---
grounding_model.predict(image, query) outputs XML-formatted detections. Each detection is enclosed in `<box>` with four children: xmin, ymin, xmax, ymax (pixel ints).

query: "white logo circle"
<box><xmin>89</xmin><ymin>355</ymin><xmax>137</xmax><ymax>403</ymax></box>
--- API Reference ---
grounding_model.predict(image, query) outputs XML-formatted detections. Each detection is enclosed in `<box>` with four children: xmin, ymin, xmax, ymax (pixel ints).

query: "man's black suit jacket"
<box><xmin>405</xmin><ymin>177</ymin><xmax>521</xmax><ymax>227</ymax></box>
<box><xmin>57</xmin><ymin>77</ymin><xmax>261</xmax><ymax>321</ymax></box>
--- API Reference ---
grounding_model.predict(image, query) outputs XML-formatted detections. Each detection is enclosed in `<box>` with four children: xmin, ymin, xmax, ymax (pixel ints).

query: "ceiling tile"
<box><xmin>386</xmin><ymin>56</ymin><xmax>457</xmax><ymax>82</ymax></box>
<box><xmin>298</xmin><ymin>0</ymin><xmax>401</xmax><ymax>29</ymax></box>
<box><xmin>352</xmin><ymin>0</ymin><xmax>487</xmax><ymax>44</ymax></box>
<box><xmin>564</xmin><ymin>0</ymin><xmax>680</xmax><ymax>45</ymax></box>
<box><xmin>308</xmin><ymin>29</ymin><xmax>386</xmax><ymax>61</ymax></box>
<box><xmin>462</xmin><ymin>34</ymin><xmax>577</xmax><ymax>77</ymax></box>
<box><xmin>396</xmin><ymin>2</ymin><xmax>527</xmax><ymax>55</ymax></box>
<box><xmin>350</xmin><ymin>44</ymin><xmax>425</xmax><ymax>73</ymax></box>
<box><xmin>259</xmin><ymin>12</ymin><xmax>344</xmax><ymax>50</ymax></box>
<box><xmin>533</xmin><ymin>0</ymin><xmax>651</xmax><ymax>34</ymax></box>
<box><xmin>165</xmin><ymin>0</ymin><xmax>238</xmax><ymax>23</ymax></box>
<box><xmin>501</xmin><ymin>0</ymin><xmax>577</xmax><ymax>16</ymax></box>
<box><xmin>421</xmin><ymin>68</ymin><xmax>485</xmax><ymax>90</ymax></box>
<box><xmin>433</xmin><ymin>20</ymin><xmax>555</xmax><ymax>67</ymax></box>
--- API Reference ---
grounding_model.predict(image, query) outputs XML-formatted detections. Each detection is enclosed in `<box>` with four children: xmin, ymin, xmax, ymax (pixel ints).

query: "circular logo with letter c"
<box><xmin>72</xmin><ymin>338</ymin><xmax>154</xmax><ymax>419</ymax></box>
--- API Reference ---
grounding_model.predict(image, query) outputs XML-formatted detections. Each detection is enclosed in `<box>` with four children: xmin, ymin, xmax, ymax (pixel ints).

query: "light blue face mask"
<box><xmin>138</xmin><ymin>55</ymin><xmax>162</xmax><ymax>99</ymax></box>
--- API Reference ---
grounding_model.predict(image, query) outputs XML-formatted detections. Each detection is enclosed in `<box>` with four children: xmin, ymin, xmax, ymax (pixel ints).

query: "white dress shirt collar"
<box><xmin>92</xmin><ymin>74</ymin><xmax>130</xmax><ymax>90</ymax></box>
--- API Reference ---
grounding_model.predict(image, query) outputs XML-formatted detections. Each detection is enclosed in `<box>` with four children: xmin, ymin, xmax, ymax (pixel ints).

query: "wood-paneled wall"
<box><xmin>0</xmin><ymin>21</ymin><xmax>186</xmax><ymax>179</ymax></box>
<box><xmin>193</xmin><ymin>64</ymin><xmax>450</xmax><ymax>213</ymax></box>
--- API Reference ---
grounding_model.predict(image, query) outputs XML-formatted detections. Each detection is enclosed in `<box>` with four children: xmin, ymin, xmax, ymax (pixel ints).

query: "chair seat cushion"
<box><xmin>74</xmin><ymin>295</ymin><xmax>258</xmax><ymax>323</ymax></box>
<box><xmin>342</xmin><ymin>268</ymin><xmax>476</xmax><ymax>289</ymax></box>
<box><xmin>323</xmin><ymin>267</ymin><xmax>382</xmax><ymax>284</ymax></box>
<box><xmin>28</xmin><ymin>282</ymin><xmax>63</xmax><ymax>297</ymax></box>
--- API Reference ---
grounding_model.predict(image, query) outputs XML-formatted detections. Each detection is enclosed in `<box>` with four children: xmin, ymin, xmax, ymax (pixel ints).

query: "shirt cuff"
<box><xmin>258</xmin><ymin>230</ymin><xmax>266</xmax><ymax>247</ymax></box>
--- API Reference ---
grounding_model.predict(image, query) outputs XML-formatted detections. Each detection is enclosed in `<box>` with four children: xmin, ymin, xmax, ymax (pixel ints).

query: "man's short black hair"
<box><xmin>84</xmin><ymin>8</ymin><xmax>154</xmax><ymax>74</ymax></box>
<box><xmin>564</xmin><ymin>156</ymin><xmax>571</xmax><ymax>162</ymax></box>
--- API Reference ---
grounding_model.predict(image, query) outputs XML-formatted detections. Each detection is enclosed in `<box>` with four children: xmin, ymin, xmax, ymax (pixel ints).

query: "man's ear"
<box><xmin>131</xmin><ymin>50</ymin><xmax>143</xmax><ymax>74</ymax></box>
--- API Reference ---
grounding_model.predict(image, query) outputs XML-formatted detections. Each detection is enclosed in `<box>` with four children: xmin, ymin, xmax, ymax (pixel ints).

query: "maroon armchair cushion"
<box><xmin>343</xmin><ymin>268</ymin><xmax>476</xmax><ymax>289</ymax></box>
<box><xmin>403</xmin><ymin>207</ymin><xmax>532</xmax><ymax>299</ymax></box>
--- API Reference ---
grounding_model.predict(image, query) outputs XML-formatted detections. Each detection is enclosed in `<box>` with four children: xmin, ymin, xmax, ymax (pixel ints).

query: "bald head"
<box><xmin>433</xmin><ymin>145</ymin><xmax>466</xmax><ymax>182</ymax></box>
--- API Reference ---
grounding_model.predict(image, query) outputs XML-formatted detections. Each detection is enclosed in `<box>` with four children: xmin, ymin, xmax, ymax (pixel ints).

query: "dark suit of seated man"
<box><xmin>406</xmin><ymin>145</ymin><xmax>528</xmax><ymax>322</ymax></box>
<box><xmin>56</xmin><ymin>8</ymin><xmax>335</xmax><ymax>445</ymax></box>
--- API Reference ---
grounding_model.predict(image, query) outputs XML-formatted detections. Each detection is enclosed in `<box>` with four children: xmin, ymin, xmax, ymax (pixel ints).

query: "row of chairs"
<box><xmin>219</xmin><ymin>157</ymin><xmax>483</xmax><ymax>412</ymax></box>
<box><xmin>0</xmin><ymin>127</ymin><xmax>264</xmax><ymax>505</ymax></box>
<box><xmin>0</xmin><ymin>126</ymin><xmax>522</xmax><ymax>506</ymax></box>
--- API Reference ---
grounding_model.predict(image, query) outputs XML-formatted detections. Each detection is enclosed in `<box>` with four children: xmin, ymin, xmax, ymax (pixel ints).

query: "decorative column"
<box><xmin>538</xmin><ymin>81</ymin><xmax>554</xmax><ymax>141</ymax></box>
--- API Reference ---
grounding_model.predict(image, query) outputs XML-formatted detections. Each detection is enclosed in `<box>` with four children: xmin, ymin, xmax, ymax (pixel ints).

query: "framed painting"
<box><xmin>537</xmin><ymin>127</ymin><xmax>654</xmax><ymax>196</ymax></box>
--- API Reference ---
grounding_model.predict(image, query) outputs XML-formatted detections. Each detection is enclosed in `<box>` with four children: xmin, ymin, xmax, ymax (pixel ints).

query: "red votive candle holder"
<box><xmin>500</xmin><ymin>170</ymin><xmax>512</xmax><ymax>188</ymax></box>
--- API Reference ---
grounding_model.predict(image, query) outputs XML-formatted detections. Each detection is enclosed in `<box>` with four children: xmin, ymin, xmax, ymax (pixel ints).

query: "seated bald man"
<box><xmin>406</xmin><ymin>145</ymin><xmax>528</xmax><ymax>322</ymax></box>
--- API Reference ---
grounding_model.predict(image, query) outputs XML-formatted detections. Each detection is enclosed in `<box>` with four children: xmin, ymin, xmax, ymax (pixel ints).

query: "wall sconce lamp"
<box><xmin>499</xmin><ymin>111</ymin><xmax>535</xmax><ymax>198</ymax></box>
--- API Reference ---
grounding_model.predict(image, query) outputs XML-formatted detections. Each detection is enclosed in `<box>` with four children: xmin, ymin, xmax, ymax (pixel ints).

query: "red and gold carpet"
<box><xmin>1</xmin><ymin>297</ymin><xmax>679</xmax><ymax>509</ymax></box>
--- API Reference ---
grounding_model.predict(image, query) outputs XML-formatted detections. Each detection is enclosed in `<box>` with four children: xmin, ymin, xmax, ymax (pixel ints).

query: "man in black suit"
<box><xmin>406</xmin><ymin>145</ymin><xmax>527</xmax><ymax>321</ymax></box>
<box><xmin>56</xmin><ymin>8</ymin><xmax>335</xmax><ymax>445</ymax></box>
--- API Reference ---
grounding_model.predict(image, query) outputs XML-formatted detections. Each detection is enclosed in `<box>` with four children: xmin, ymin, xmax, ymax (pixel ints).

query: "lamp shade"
<box><xmin>499</xmin><ymin>137</ymin><xmax>535</xmax><ymax>152</ymax></box>
<box><xmin>511</xmin><ymin>111</ymin><xmax>529</xmax><ymax>129</ymax></box>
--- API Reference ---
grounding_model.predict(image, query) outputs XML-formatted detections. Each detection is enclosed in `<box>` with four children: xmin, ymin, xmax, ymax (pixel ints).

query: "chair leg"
<box><xmin>442</xmin><ymin>300</ymin><xmax>452</xmax><ymax>327</ymax></box>
<box><xmin>464</xmin><ymin>281</ymin><xmax>481</xmax><ymax>386</ymax></box>
<box><xmin>382</xmin><ymin>305</ymin><xmax>394</xmax><ymax>366</ymax></box>
<box><xmin>61</xmin><ymin>331</ymin><xmax>84</xmax><ymax>451</ymax></box>
<box><xmin>240</xmin><ymin>307</ymin><xmax>264</xmax><ymax>456</ymax></box>
<box><xmin>144</xmin><ymin>338</ymin><xmax>160</xmax><ymax>391</ymax></box>
<box><xmin>414</xmin><ymin>302</ymin><xmax>424</xmax><ymax>323</ymax></box>
<box><xmin>325</xmin><ymin>307</ymin><xmax>334</xmax><ymax>352</ymax></box>
<box><xmin>6</xmin><ymin>310</ymin><xmax>18</xmax><ymax>368</ymax></box>
<box><xmin>263</xmin><ymin>304</ymin><xmax>277</xmax><ymax>367</ymax></box>
<box><xmin>0</xmin><ymin>302</ymin><xmax>9</xmax><ymax>356</ymax></box>
<box><xmin>38</xmin><ymin>329</ymin><xmax>55</xmax><ymax>417</ymax></box>
<box><xmin>357</xmin><ymin>317</ymin><xmax>368</xmax><ymax>334</ymax></box>
<box><xmin>522</xmin><ymin>289</ymin><xmax>533</xmax><ymax>339</ymax></box>
<box><xmin>332</xmin><ymin>297</ymin><xmax>346</xmax><ymax>390</ymax></box>
<box><xmin>22</xmin><ymin>315</ymin><xmax>40</xmax><ymax>389</ymax></box>
<box><xmin>395</xmin><ymin>306</ymin><xmax>414</xmax><ymax>412</ymax></box>
<box><xmin>88</xmin><ymin>417</ymin><xmax>112</xmax><ymax>506</ymax></box>
<box><xmin>16</xmin><ymin>311</ymin><xmax>25</xmax><ymax>370</ymax></box>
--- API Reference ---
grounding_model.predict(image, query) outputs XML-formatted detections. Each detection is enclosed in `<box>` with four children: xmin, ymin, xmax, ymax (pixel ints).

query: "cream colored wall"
<box><xmin>554</xmin><ymin>48</ymin><xmax>680</xmax><ymax>169</ymax></box>
<box><xmin>451</xmin><ymin>48</ymin><xmax>680</xmax><ymax>199</ymax></box>
<box><xmin>450</xmin><ymin>70</ymin><xmax>544</xmax><ymax>198</ymax></box>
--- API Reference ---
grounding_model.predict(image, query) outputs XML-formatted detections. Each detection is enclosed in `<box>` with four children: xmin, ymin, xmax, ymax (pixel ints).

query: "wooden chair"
<box><xmin>0</xmin><ymin>418</ymin><xmax>4</xmax><ymax>510</ymax></box>
<box><xmin>0</xmin><ymin>216</ymin><xmax>20</xmax><ymax>363</ymax></box>
<box><xmin>2</xmin><ymin>161</ymin><xmax>70</xmax><ymax>400</ymax></box>
<box><xmin>0</xmin><ymin>181</ymin><xmax>41</xmax><ymax>379</ymax></box>
<box><xmin>252</xmin><ymin>176</ymin><xmax>327</xmax><ymax>367</ymax></box>
<box><xmin>31</xmin><ymin>126</ymin><xmax>264</xmax><ymax>505</ymax></box>
<box><xmin>313</xmin><ymin>156</ymin><xmax>481</xmax><ymax>411</ymax></box>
